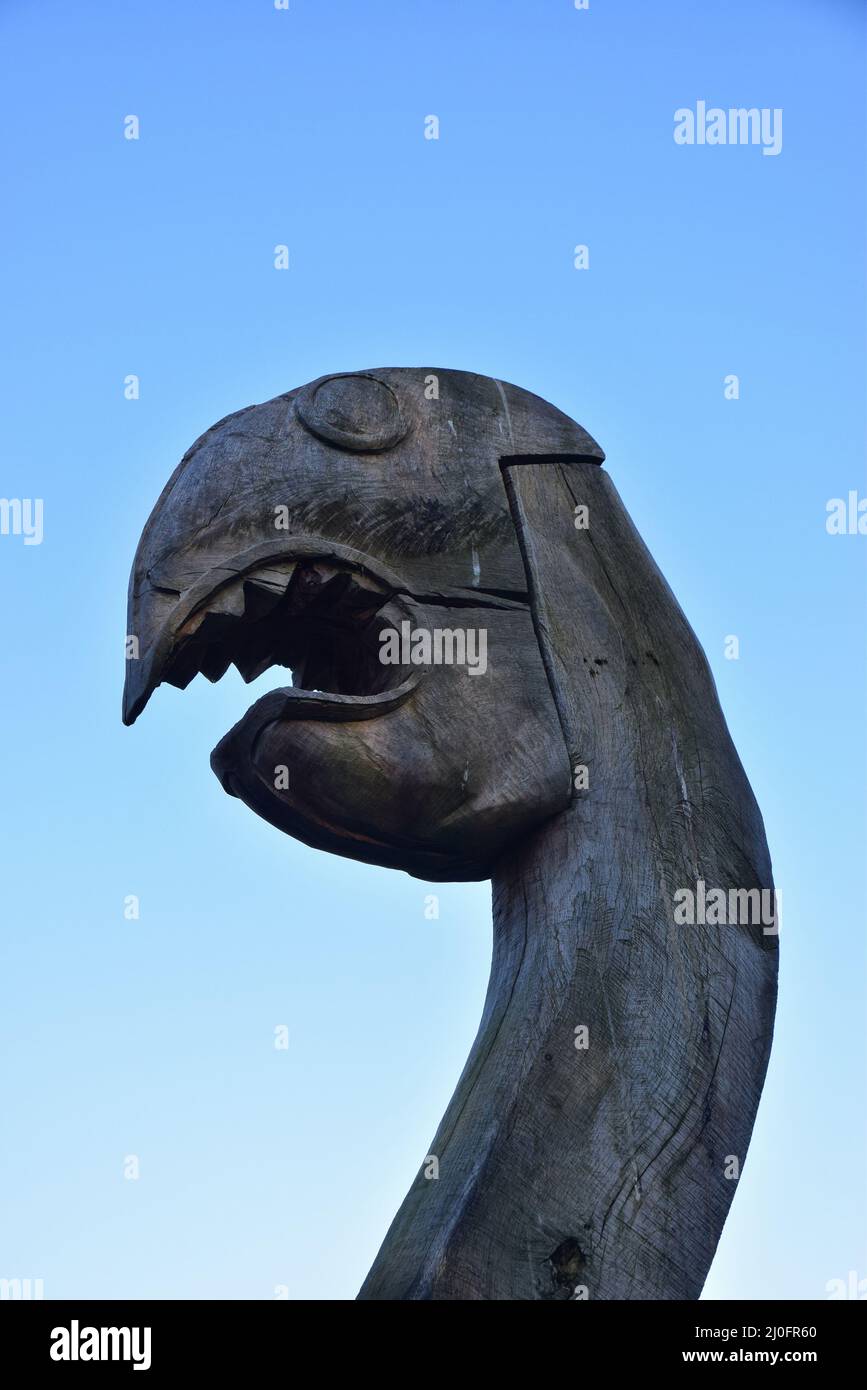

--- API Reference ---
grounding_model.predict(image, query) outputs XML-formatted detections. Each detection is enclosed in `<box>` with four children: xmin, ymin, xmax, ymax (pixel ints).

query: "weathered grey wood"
<box><xmin>358</xmin><ymin>460</ymin><xmax>777</xmax><ymax>1298</ymax></box>
<box><xmin>123</xmin><ymin>369</ymin><xmax>777</xmax><ymax>1300</ymax></box>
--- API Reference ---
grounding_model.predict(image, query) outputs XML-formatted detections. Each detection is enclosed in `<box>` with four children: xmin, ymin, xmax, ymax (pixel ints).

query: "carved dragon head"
<box><xmin>123</xmin><ymin>369</ymin><xmax>777</xmax><ymax>1300</ymax></box>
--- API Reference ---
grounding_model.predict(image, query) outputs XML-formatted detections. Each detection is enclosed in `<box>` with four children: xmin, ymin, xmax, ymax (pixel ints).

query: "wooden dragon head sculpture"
<box><xmin>123</xmin><ymin>368</ymin><xmax>777</xmax><ymax>1299</ymax></box>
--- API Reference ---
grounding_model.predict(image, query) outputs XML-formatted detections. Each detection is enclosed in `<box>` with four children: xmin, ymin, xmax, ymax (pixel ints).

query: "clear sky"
<box><xmin>1</xmin><ymin>0</ymin><xmax>864</xmax><ymax>1301</ymax></box>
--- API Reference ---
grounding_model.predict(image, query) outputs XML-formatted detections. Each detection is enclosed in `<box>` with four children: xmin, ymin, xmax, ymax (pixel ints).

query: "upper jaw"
<box><xmin>122</xmin><ymin>535</ymin><xmax>417</xmax><ymax>726</ymax></box>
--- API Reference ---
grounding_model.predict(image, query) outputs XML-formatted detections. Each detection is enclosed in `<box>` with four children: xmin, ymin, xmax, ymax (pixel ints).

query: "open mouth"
<box><xmin>123</xmin><ymin>548</ymin><xmax>420</xmax><ymax>727</ymax></box>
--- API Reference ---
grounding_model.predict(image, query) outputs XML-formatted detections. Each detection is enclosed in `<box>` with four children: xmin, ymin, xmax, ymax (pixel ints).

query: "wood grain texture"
<box><xmin>359</xmin><ymin>460</ymin><xmax>777</xmax><ymax>1300</ymax></box>
<box><xmin>123</xmin><ymin>370</ymin><xmax>777</xmax><ymax>1300</ymax></box>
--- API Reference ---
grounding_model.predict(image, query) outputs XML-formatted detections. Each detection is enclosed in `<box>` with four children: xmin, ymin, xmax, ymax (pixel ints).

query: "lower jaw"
<box><xmin>209</xmin><ymin>672</ymin><xmax>421</xmax><ymax>793</ymax></box>
<box><xmin>208</xmin><ymin>679</ymin><xmax>489</xmax><ymax>884</ymax></box>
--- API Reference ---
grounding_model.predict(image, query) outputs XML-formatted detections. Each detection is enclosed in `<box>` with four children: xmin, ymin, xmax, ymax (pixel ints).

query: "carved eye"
<box><xmin>295</xmin><ymin>373</ymin><xmax>408</xmax><ymax>453</ymax></box>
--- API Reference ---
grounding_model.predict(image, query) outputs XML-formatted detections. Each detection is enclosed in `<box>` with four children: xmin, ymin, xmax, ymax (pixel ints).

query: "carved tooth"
<box><xmin>243</xmin><ymin>564</ymin><xmax>296</xmax><ymax>621</ymax></box>
<box><xmin>166</xmin><ymin>563</ymin><xmax>389</xmax><ymax>694</ymax></box>
<box><xmin>286</xmin><ymin>564</ymin><xmax>391</xmax><ymax>622</ymax></box>
<box><xmin>176</xmin><ymin>609</ymin><xmax>209</xmax><ymax>641</ymax></box>
<box><xmin>177</xmin><ymin>583</ymin><xmax>244</xmax><ymax>645</ymax></box>
<box><xmin>287</xmin><ymin>563</ymin><xmax>328</xmax><ymax>613</ymax></box>
<box><xmin>232</xmin><ymin>608</ymin><xmax>291</xmax><ymax>681</ymax></box>
<box><xmin>205</xmin><ymin>583</ymin><xmax>246</xmax><ymax>619</ymax></box>
<box><xmin>163</xmin><ymin>640</ymin><xmax>207</xmax><ymax>689</ymax></box>
<box><xmin>232</xmin><ymin>629</ymin><xmax>276</xmax><ymax>682</ymax></box>
<box><xmin>307</xmin><ymin>572</ymin><xmax>353</xmax><ymax>612</ymax></box>
<box><xmin>338</xmin><ymin>573</ymin><xmax>393</xmax><ymax>623</ymax></box>
<box><xmin>287</xmin><ymin>561</ymin><xmax>358</xmax><ymax>613</ymax></box>
<box><xmin>234</xmin><ymin>649</ymin><xmax>278</xmax><ymax>683</ymax></box>
<box><xmin>200</xmin><ymin>646</ymin><xmax>233</xmax><ymax>683</ymax></box>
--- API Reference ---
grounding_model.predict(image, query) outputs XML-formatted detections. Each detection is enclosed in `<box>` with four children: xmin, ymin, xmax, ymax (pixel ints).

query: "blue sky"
<box><xmin>0</xmin><ymin>0</ymin><xmax>864</xmax><ymax>1300</ymax></box>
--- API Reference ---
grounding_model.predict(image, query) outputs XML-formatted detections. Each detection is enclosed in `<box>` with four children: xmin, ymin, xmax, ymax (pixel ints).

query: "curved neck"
<box><xmin>358</xmin><ymin>459</ymin><xmax>777</xmax><ymax>1301</ymax></box>
<box><xmin>359</xmin><ymin>791</ymin><xmax>772</xmax><ymax>1301</ymax></box>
